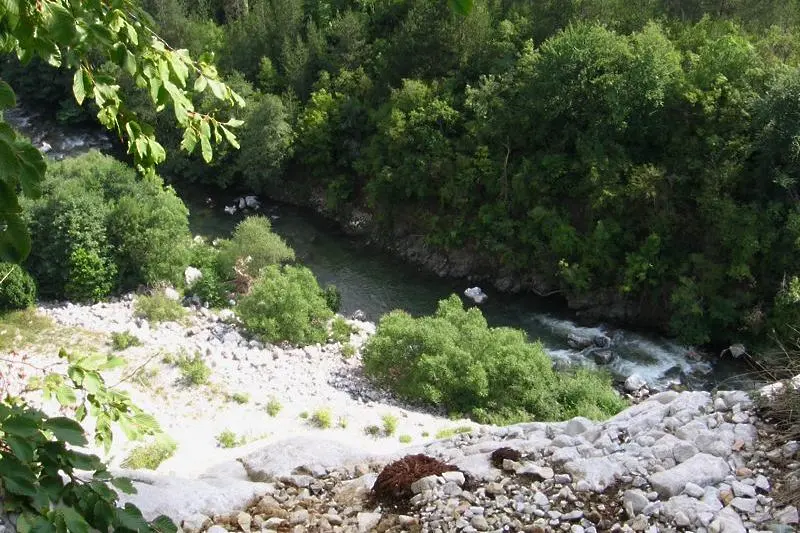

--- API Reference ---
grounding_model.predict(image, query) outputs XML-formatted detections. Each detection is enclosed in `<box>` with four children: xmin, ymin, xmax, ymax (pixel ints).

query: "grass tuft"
<box><xmin>134</xmin><ymin>293</ymin><xmax>186</xmax><ymax>324</ymax></box>
<box><xmin>121</xmin><ymin>437</ymin><xmax>177</xmax><ymax>470</ymax></box>
<box><xmin>111</xmin><ymin>331</ymin><xmax>142</xmax><ymax>351</ymax></box>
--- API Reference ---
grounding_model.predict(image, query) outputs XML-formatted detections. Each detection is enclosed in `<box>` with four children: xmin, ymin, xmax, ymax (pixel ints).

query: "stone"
<box><xmin>357</xmin><ymin>512</ymin><xmax>382</xmax><ymax>532</ymax></box>
<box><xmin>563</xmin><ymin>457</ymin><xmax>625</xmax><ymax>492</ymax></box>
<box><xmin>181</xmin><ymin>514</ymin><xmax>211</xmax><ymax>533</ymax></box>
<box><xmin>115</xmin><ymin>470</ymin><xmax>272</xmax><ymax>523</ymax></box>
<box><xmin>236</xmin><ymin>512</ymin><xmax>252</xmax><ymax>532</ymax></box>
<box><xmin>623</xmin><ymin>490</ymin><xmax>650</xmax><ymax>515</ymax></box>
<box><xmin>775</xmin><ymin>506</ymin><xmax>799</xmax><ymax>525</ymax></box>
<box><xmin>518</xmin><ymin>464</ymin><xmax>554</xmax><ymax>480</ymax></box>
<box><xmin>163</xmin><ymin>287</ymin><xmax>181</xmax><ymax>301</ymax></box>
<box><xmin>464</xmin><ymin>287</ymin><xmax>488</xmax><ymax>304</ymax></box>
<box><xmin>442</xmin><ymin>471</ymin><xmax>466</xmax><ymax>485</ymax></box>
<box><xmin>625</xmin><ymin>374</ymin><xmax>648</xmax><ymax>392</ymax></box>
<box><xmin>731</xmin><ymin>481</ymin><xmax>756</xmax><ymax>498</ymax></box>
<box><xmin>567</xmin><ymin>333</ymin><xmax>593</xmax><ymax>350</ymax></box>
<box><xmin>244</xmin><ymin>195</ymin><xmax>260</xmax><ymax>209</ymax></box>
<box><xmin>709</xmin><ymin>507</ymin><xmax>746</xmax><ymax>533</ymax></box>
<box><xmin>410</xmin><ymin>475</ymin><xmax>440</xmax><ymax>494</ymax></box>
<box><xmin>730</xmin><ymin>497</ymin><xmax>757</xmax><ymax>514</ymax></box>
<box><xmin>648</xmin><ymin>453</ymin><xmax>730</xmax><ymax>498</ymax></box>
<box><xmin>674</xmin><ymin>511</ymin><xmax>691</xmax><ymax>527</ymax></box>
<box><xmin>184</xmin><ymin>267</ymin><xmax>203</xmax><ymax>288</ymax></box>
<box><xmin>206</xmin><ymin>527</ymin><xmax>227</xmax><ymax>533</ymax></box>
<box><xmin>471</xmin><ymin>515</ymin><xmax>490</xmax><ymax>531</ymax></box>
<box><xmin>240</xmin><ymin>437</ymin><xmax>373</xmax><ymax>482</ymax></box>
<box><xmin>289</xmin><ymin>509</ymin><xmax>309</xmax><ymax>525</ymax></box>
<box><xmin>684</xmin><ymin>482</ymin><xmax>705</xmax><ymax>498</ymax></box>
<box><xmin>755</xmin><ymin>475</ymin><xmax>771</xmax><ymax>493</ymax></box>
<box><xmin>673</xmin><ymin>442</ymin><xmax>700</xmax><ymax>463</ymax></box>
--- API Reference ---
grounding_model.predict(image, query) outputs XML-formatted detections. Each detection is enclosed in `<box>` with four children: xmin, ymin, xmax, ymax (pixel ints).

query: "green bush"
<box><xmin>216</xmin><ymin>216</ymin><xmax>295</xmax><ymax>280</ymax></box>
<box><xmin>322</xmin><ymin>284</ymin><xmax>342</xmax><ymax>313</ymax></box>
<box><xmin>188</xmin><ymin>267</ymin><xmax>230</xmax><ymax>308</ymax></box>
<box><xmin>134</xmin><ymin>293</ymin><xmax>187</xmax><ymax>323</ymax></box>
<box><xmin>329</xmin><ymin>316</ymin><xmax>355</xmax><ymax>343</ymax></box>
<box><xmin>398</xmin><ymin>435</ymin><xmax>412</xmax><ymax>444</ymax></box>
<box><xmin>382</xmin><ymin>413</ymin><xmax>398</xmax><ymax>436</ymax></box>
<box><xmin>265</xmin><ymin>398</ymin><xmax>282</xmax><ymax>416</ymax></box>
<box><xmin>23</xmin><ymin>152</ymin><xmax>192</xmax><ymax>298</ymax></box>
<box><xmin>121</xmin><ymin>437</ymin><xmax>178</xmax><ymax>470</ymax></box>
<box><xmin>175</xmin><ymin>353</ymin><xmax>211</xmax><ymax>386</ymax></box>
<box><xmin>0</xmin><ymin>263</ymin><xmax>37</xmax><ymax>310</ymax></box>
<box><xmin>216</xmin><ymin>429</ymin><xmax>243</xmax><ymax>448</ymax></box>
<box><xmin>363</xmin><ymin>295</ymin><xmax>627</xmax><ymax>424</ymax></box>
<box><xmin>111</xmin><ymin>331</ymin><xmax>142</xmax><ymax>351</ymax></box>
<box><xmin>237</xmin><ymin>265</ymin><xmax>333</xmax><ymax>345</ymax></box>
<box><xmin>310</xmin><ymin>408</ymin><xmax>333</xmax><ymax>429</ymax></box>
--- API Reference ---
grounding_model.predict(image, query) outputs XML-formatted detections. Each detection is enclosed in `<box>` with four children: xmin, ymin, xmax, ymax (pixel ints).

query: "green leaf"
<box><xmin>3</xmin><ymin>414</ymin><xmax>40</xmax><ymax>437</ymax></box>
<box><xmin>131</xmin><ymin>412</ymin><xmax>160</xmax><ymax>433</ymax></box>
<box><xmin>57</xmin><ymin>507</ymin><xmax>89</xmax><ymax>533</ymax></box>
<box><xmin>46</xmin><ymin>4</ymin><xmax>78</xmax><ymax>43</ymax></box>
<box><xmin>64</xmin><ymin>450</ymin><xmax>100</xmax><ymax>471</ymax></box>
<box><xmin>200</xmin><ymin>136</ymin><xmax>212</xmax><ymax>163</ymax></box>
<box><xmin>448</xmin><ymin>0</ymin><xmax>473</xmax><ymax>15</ymax></box>
<box><xmin>76</xmin><ymin>353</ymin><xmax>109</xmax><ymax>371</ymax></box>
<box><xmin>115</xmin><ymin>504</ymin><xmax>149</xmax><ymax>531</ymax></box>
<box><xmin>0</xmin><ymin>80</ymin><xmax>16</xmax><ymax>109</ymax></box>
<box><xmin>100</xmin><ymin>356</ymin><xmax>125</xmax><ymax>371</ymax></box>
<box><xmin>73</xmin><ymin>69</ymin><xmax>86</xmax><ymax>105</ymax></box>
<box><xmin>17</xmin><ymin>142</ymin><xmax>46</xmax><ymax>199</ymax></box>
<box><xmin>55</xmin><ymin>385</ymin><xmax>77</xmax><ymax>407</ymax></box>
<box><xmin>5</xmin><ymin>435</ymin><xmax>35</xmax><ymax>463</ymax></box>
<box><xmin>180</xmin><ymin>128</ymin><xmax>197</xmax><ymax>154</ymax></box>
<box><xmin>150</xmin><ymin>515</ymin><xmax>178</xmax><ymax>533</ymax></box>
<box><xmin>111</xmin><ymin>477</ymin><xmax>136</xmax><ymax>495</ymax></box>
<box><xmin>220</xmin><ymin>126</ymin><xmax>239</xmax><ymax>150</ymax></box>
<box><xmin>43</xmin><ymin>417</ymin><xmax>87</xmax><ymax>446</ymax></box>
<box><xmin>117</xmin><ymin>414</ymin><xmax>139</xmax><ymax>441</ymax></box>
<box><xmin>0</xmin><ymin>213</ymin><xmax>31</xmax><ymax>262</ymax></box>
<box><xmin>0</xmin><ymin>457</ymin><xmax>38</xmax><ymax>497</ymax></box>
<box><xmin>81</xmin><ymin>372</ymin><xmax>102</xmax><ymax>394</ymax></box>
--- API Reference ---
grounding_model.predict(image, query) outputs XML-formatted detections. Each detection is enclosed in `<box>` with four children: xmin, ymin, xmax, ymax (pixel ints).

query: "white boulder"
<box><xmin>464</xmin><ymin>287</ymin><xmax>488</xmax><ymax>304</ymax></box>
<box><xmin>184</xmin><ymin>267</ymin><xmax>203</xmax><ymax>288</ymax></box>
<box><xmin>244</xmin><ymin>195</ymin><xmax>260</xmax><ymax>209</ymax></box>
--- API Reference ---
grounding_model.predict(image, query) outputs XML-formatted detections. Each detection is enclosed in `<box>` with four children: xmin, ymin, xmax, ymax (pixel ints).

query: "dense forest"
<box><xmin>5</xmin><ymin>0</ymin><xmax>800</xmax><ymax>346</ymax></box>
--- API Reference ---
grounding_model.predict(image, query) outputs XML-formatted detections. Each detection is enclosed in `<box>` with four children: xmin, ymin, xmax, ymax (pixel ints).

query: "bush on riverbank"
<box><xmin>216</xmin><ymin>216</ymin><xmax>295</xmax><ymax>281</ymax></box>
<box><xmin>0</xmin><ymin>263</ymin><xmax>37</xmax><ymax>310</ymax></box>
<box><xmin>23</xmin><ymin>152</ymin><xmax>191</xmax><ymax>300</ymax></box>
<box><xmin>237</xmin><ymin>265</ymin><xmax>332</xmax><ymax>345</ymax></box>
<box><xmin>363</xmin><ymin>295</ymin><xmax>626</xmax><ymax>424</ymax></box>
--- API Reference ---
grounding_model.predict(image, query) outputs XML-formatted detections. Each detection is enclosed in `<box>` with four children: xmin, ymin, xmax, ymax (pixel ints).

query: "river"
<box><xmin>5</xmin><ymin>107</ymin><xmax>756</xmax><ymax>392</ymax></box>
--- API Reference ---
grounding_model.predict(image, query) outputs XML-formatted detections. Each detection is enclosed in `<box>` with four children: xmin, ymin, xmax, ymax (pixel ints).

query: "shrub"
<box><xmin>134</xmin><ymin>293</ymin><xmax>187</xmax><ymax>323</ymax></box>
<box><xmin>188</xmin><ymin>267</ymin><xmax>229</xmax><ymax>307</ymax></box>
<box><xmin>342</xmin><ymin>343</ymin><xmax>357</xmax><ymax>358</ymax></box>
<box><xmin>0</xmin><ymin>263</ymin><xmax>36</xmax><ymax>310</ymax></box>
<box><xmin>322</xmin><ymin>284</ymin><xmax>342</xmax><ymax>312</ymax></box>
<box><xmin>398</xmin><ymin>435</ymin><xmax>412</xmax><ymax>444</ymax></box>
<box><xmin>330</xmin><ymin>316</ymin><xmax>355</xmax><ymax>343</ymax></box>
<box><xmin>237</xmin><ymin>265</ymin><xmax>333</xmax><ymax>345</ymax></box>
<box><xmin>266</xmin><ymin>398</ymin><xmax>282</xmax><ymax>416</ymax></box>
<box><xmin>111</xmin><ymin>331</ymin><xmax>142</xmax><ymax>351</ymax></box>
<box><xmin>363</xmin><ymin>294</ymin><xmax>626</xmax><ymax>424</ymax></box>
<box><xmin>230</xmin><ymin>392</ymin><xmax>250</xmax><ymax>404</ymax></box>
<box><xmin>382</xmin><ymin>414</ymin><xmax>398</xmax><ymax>436</ymax></box>
<box><xmin>216</xmin><ymin>216</ymin><xmax>295</xmax><ymax>280</ymax></box>
<box><xmin>364</xmin><ymin>424</ymin><xmax>382</xmax><ymax>437</ymax></box>
<box><xmin>216</xmin><ymin>429</ymin><xmax>243</xmax><ymax>448</ymax></box>
<box><xmin>310</xmin><ymin>408</ymin><xmax>333</xmax><ymax>429</ymax></box>
<box><xmin>107</xmin><ymin>183</ymin><xmax>191</xmax><ymax>289</ymax></box>
<box><xmin>176</xmin><ymin>353</ymin><xmax>211</xmax><ymax>385</ymax></box>
<box><xmin>121</xmin><ymin>437</ymin><xmax>177</xmax><ymax>470</ymax></box>
<box><xmin>24</xmin><ymin>152</ymin><xmax>192</xmax><ymax>298</ymax></box>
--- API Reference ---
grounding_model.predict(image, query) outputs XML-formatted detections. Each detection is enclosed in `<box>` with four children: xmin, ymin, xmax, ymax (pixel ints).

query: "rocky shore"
<box><xmin>2</xmin><ymin>298</ymin><xmax>797</xmax><ymax>532</ymax></box>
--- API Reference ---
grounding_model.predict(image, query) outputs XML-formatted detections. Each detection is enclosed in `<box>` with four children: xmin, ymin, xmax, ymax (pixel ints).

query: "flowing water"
<box><xmin>6</xmin><ymin>107</ymin><xmax>757</xmax><ymax>392</ymax></box>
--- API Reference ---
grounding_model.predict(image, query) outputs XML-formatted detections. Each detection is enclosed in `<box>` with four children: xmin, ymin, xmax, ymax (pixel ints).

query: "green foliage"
<box><xmin>216</xmin><ymin>429</ymin><xmax>243</xmax><ymax>448</ymax></box>
<box><xmin>216</xmin><ymin>216</ymin><xmax>295</xmax><ymax>281</ymax></box>
<box><xmin>134</xmin><ymin>293</ymin><xmax>187</xmax><ymax>324</ymax></box>
<box><xmin>111</xmin><ymin>331</ymin><xmax>142</xmax><ymax>351</ymax></box>
<box><xmin>0</xmin><ymin>0</ymin><xmax>242</xmax><ymax>263</ymax></box>
<box><xmin>381</xmin><ymin>414</ymin><xmax>398</xmax><ymax>436</ymax></box>
<box><xmin>237</xmin><ymin>265</ymin><xmax>333</xmax><ymax>345</ymax></box>
<box><xmin>363</xmin><ymin>295</ymin><xmax>626</xmax><ymax>423</ymax></box>
<box><xmin>341</xmin><ymin>343</ymin><xmax>357</xmax><ymax>359</ymax></box>
<box><xmin>230</xmin><ymin>392</ymin><xmax>250</xmax><ymax>404</ymax></box>
<box><xmin>175</xmin><ymin>353</ymin><xmax>211</xmax><ymax>386</ymax></box>
<box><xmin>189</xmin><ymin>267</ymin><xmax>230</xmax><ymax>308</ymax></box>
<box><xmin>265</xmin><ymin>398</ymin><xmax>282</xmax><ymax>417</ymax></box>
<box><xmin>322</xmin><ymin>284</ymin><xmax>342</xmax><ymax>313</ymax></box>
<box><xmin>0</xmin><ymin>347</ymin><xmax>174</xmax><ymax>533</ymax></box>
<box><xmin>121</xmin><ymin>437</ymin><xmax>178</xmax><ymax>470</ymax></box>
<box><xmin>0</xmin><ymin>263</ymin><xmax>36</xmax><ymax>310</ymax></box>
<box><xmin>363</xmin><ymin>424</ymin><xmax>381</xmax><ymax>438</ymax></box>
<box><xmin>329</xmin><ymin>316</ymin><xmax>354</xmax><ymax>343</ymax></box>
<box><xmin>310</xmin><ymin>408</ymin><xmax>333</xmax><ymax>429</ymax></box>
<box><xmin>24</xmin><ymin>152</ymin><xmax>192</xmax><ymax>298</ymax></box>
<box><xmin>435</xmin><ymin>426</ymin><xmax>473</xmax><ymax>439</ymax></box>
<box><xmin>0</xmin><ymin>309</ymin><xmax>53</xmax><ymax>352</ymax></box>
<box><xmin>398</xmin><ymin>434</ymin><xmax>412</xmax><ymax>444</ymax></box>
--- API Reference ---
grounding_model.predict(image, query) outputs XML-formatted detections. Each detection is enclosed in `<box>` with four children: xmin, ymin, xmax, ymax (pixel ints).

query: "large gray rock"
<box><xmin>115</xmin><ymin>470</ymin><xmax>273</xmax><ymax>523</ymax></box>
<box><xmin>240</xmin><ymin>437</ymin><xmax>375</xmax><ymax>482</ymax></box>
<box><xmin>563</xmin><ymin>457</ymin><xmax>625</xmax><ymax>492</ymax></box>
<box><xmin>649</xmin><ymin>453</ymin><xmax>730</xmax><ymax>498</ymax></box>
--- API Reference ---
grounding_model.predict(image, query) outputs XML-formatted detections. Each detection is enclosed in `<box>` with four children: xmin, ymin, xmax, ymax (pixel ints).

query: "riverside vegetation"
<box><xmin>8</xmin><ymin>0</ymin><xmax>800</xmax><ymax>346</ymax></box>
